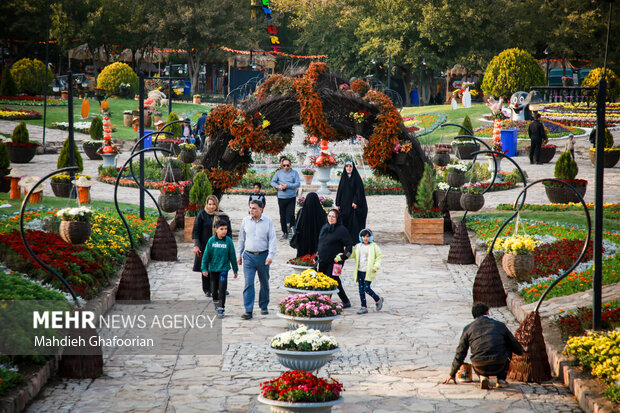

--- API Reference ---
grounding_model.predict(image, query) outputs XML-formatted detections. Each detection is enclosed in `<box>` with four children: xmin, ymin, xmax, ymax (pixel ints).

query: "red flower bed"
<box><xmin>0</xmin><ymin>230</ymin><xmax>109</xmax><ymax>299</ymax></box>
<box><xmin>554</xmin><ymin>301</ymin><xmax>620</xmax><ymax>340</ymax></box>
<box><xmin>531</xmin><ymin>239</ymin><xmax>594</xmax><ymax>278</ymax></box>
<box><xmin>0</xmin><ymin>95</ymin><xmax>45</xmax><ymax>101</ymax></box>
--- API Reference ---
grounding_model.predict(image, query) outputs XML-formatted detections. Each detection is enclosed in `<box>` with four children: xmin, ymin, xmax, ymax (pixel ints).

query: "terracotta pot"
<box><xmin>502</xmin><ymin>253</ymin><xmax>534</xmax><ymax>279</ymax></box>
<box><xmin>59</xmin><ymin>221</ymin><xmax>91</xmax><ymax>244</ymax></box>
<box><xmin>302</xmin><ymin>174</ymin><xmax>314</xmax><ymax>185</ymax></box>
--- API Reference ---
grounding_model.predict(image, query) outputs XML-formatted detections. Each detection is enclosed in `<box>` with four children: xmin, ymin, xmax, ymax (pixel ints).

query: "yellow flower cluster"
<box><xmin>284</xmin><ymin>269</ymin><xmax>338</xmax><ymax>291</ymax></box>
<box><xmin>565</xmin><ymin>331</ymin><xmax>620</xmax><ymax>385</ymax></box>
<box><xmin>494</xmin><ymin>235</ymin><xmax>539</xmax><ymax>255</ymax></box>
<box><xmin>590</xmin><ymin>147</ymin><xmax>620</xmax><ymax>153</ymax></box>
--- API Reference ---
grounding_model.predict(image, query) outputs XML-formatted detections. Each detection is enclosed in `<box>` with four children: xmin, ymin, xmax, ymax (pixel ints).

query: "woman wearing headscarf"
<box><xmin>192</xmin><ymin>194</ymin><xmax>232</xmax><ymax>297</ymax></box>
<box><xmin>317</xmin><ymin>209</ymin><xmax>353</xmax><ymax>308</ymax></box>
<box><xmin>335</xmin><ymin>161</ymin><xmax>368</xmax><ymax>240</ymax></box>
<box><xmin>295</xmin><ymin>192</ymin><xmax>327</xmax><ymax>257</ymax></box>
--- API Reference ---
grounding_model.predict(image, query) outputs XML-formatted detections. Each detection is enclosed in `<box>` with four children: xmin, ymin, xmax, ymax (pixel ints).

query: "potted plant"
<box><xmin>286</xmin><ymin>253</ymin><xmax>317</xmax><ymax>271</ymax></box>
<box><xmin>301</xmin><ymin>167</ymin><xmax>315</xmax><ymax>185</ymax></box>
<box><xmin>185</xmin><ymin>171</ymin><xmax>212</xmax><ymax>241</ymax></box>
<box><xmin>61</xmin><ymin>90</ymin><xmax>69</xmax><ymax>99</ymax></box>
<box><xmin>269</xmin><ymin>326</ymin><xmax>340</xmax><ymax>372</ymax></box>
<box><xmin>161</xmin><ymin>157</ymin><xmax>182</xmax><ymax>182</ymax></box>
<box><xmin>179</xmin><ymin>143</ymin><xmax>197</xmax><ymax>163</ymax></box>
<box><xmin>258</xmin><ymin>370</ymin><xmax>343</xmax><ymax>413</ymax></box>
<box><xmin>460</xmin><ymin>182</ymin><xmax>485</xmax><ymax>211</ymax></box>
<box><xmin>192</xmin><ymin>94</ymin><xmax>201</xmax><ymax>104</ymax></box>
<box><xmin>433</xmin><ymin>147</ymin><xmax>451</xmax><ymax>167</ymax></box>
<box><xmin>283</xmin><ymin>268</ymin><xmax>339</xmax><ymax>295</ymax></box>
<box><xmin>6</xmin><ymin>121</ymin><xmax>39</xmax><ymax>163</ymax></box>
<box><xmin>122</xmin><ymin>110</ymin><xmax>133</xmax><ymax>127</ymax></box>
<box><xmin>56</xmin><ymin>206</ymin><xmax>93</xmax><ymax>244</ymax></box>
<box><xmin>404</xmin><ymin>164</ymin><xmax>444</xmax><ymax>244</ymax></box>
<box><xmin>57</xmin><ymin>136</ymin><xmax>84</xmax><ymax>176</ymax></box>
<box><xmin>278</xmin><ymin>293</ymin><xmax>343</xmax><ymax>332</ymax></box>
<box><xmin>496</xmin><ymin>235</ymin><xmax>539</xmax><ymax>279</ymax></box>
<box><xmin>50</xmin><ymin>173</ymin><xmax>73</xmax><ymax>197</ymax></box>
<box><xmin>524</xmin><ymin>143</ymin><xmax>556</xmax><ymax>164</ymax></box>
<box><xmin>434</xmin><ymin>181</ymin><xmax>463</xmax><ymax>211</ymax></box>
<box><xmin>445</xmin><ymin>162</ymin><xmax>468</xmax><ymax>188</ymax></box>
<box><xmin>82</xmin><ymin>116</ymin><xmax>104</xmax><ymax>160</ymax></box>
<box><xmin>544</xmin><ymin>151</ymin><xmax>587</xmax><ymax>203</ymax></box>
<box><xmin>451</xmin><ymin>139</ymin><xmax>480</xmax><ymax>160</ymax></box>
<box><xmin>0</xmin><ymin>141</ymin><xmax>11</xmax><ymax>193</ymax></box>
<box><xmin>589</xmin><ymin>128</ymin><xmax>620</xmax><ymax>168</ymax></box>
<box><xmin>97</xmin><ymin>138</ymin><xmax>120</xmax><ymax>167</ymax></box>
<box><xmin>158</xmin><ymin>182</ymin><xmax>182</xmax><ymax>213</ymax></box>
<box><xmin>296</xmin><ymin>151</ymin><xmax>307</xmax><ymax>164</ymax></box>
<box><xmin>297</xmin><ymin>196</ymin><xmax>333</xmax><ymax>209</ymax></box>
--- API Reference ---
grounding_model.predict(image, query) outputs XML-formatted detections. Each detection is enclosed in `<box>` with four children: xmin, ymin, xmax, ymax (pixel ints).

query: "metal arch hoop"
<box><xmin>19</xmin><ymin>166</ymin><xmax>82</xmax><ymax>308</ymax></box>
<box><xmin>114</xmin><ymin>147</ymin><xmax>173</xmax><ymax>249</ymax></box>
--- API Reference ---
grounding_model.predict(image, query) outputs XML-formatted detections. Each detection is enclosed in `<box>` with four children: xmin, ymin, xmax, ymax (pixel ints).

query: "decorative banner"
<box><xmin>260</xmin><ymin>0</ymin><xmax>281</xmax><ymax>53</ymax></box>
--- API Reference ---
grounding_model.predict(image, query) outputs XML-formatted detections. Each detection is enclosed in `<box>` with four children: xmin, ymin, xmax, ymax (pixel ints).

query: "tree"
<box><xmin>57</xmin><ymin>137</ymin><xmax>84</xmax><ymax>173</ymax></box>
<box><xmin>481</xmin><ymin>48</ymin><xmax>545</xmax><ymax>99</ymax></box>
<box><xmin>147</xmin><ymin>0</ymin><xmax>253</xmax><ymax>95</ymax></box>
<box><xmin>0</xmin><ymin>66</ymin><xmax>18</xmax><ymax>96</ymax></box>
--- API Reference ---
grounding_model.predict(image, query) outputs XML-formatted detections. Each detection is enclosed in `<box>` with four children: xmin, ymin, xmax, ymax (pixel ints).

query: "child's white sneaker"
<box><xmin>356</xmin><ymin>307</ymin><xmax>368</xmax><ymax>314</ymax></box>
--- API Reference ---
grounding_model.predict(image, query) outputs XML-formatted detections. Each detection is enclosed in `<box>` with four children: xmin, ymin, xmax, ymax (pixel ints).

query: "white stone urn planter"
<box><xmin>257</xmin><ymin>395</ymin><xmax>343</xmax><ymax>413</ymax></box>
<box><xmin>269</xmin><ymin>347</ymin><xmax>340</xmax><ymax>371</ymax></box>
<box><xmin>277</xmin><ymin>313</ymin><xmax>341</xmax><ymax>332</ymax></box>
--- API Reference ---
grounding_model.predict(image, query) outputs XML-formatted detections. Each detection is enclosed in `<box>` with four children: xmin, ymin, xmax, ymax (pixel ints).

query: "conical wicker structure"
<box><xmin>472</xmin><ymin>253</ymin><xmax>506</xmax><ymax>307</ymax></box>
<box><xmin>116</xmin><ymin>249</ymin><xmax>150</xmax><ymax>302</ymax></box>
<box><xmin>447</xmin><ymin>220</ymin><xmax>475</xmax><ymax>264</ymax></box>
<box><xmin>508</xmin><ymin>311</ymin><xmax>552</xmax><ymax>383</ymax></box>
<box><xmin>439</xmin><ymin>196</ymin><xmax>452</xmax><ymax>233</ymax></box>
<box><xmin>151</xmin><ymin>216</ymin><xmax>178</xmax><ymax>261</ymax></box>
<box><xmin>58</xmin><ymin>309</ymin><xmax>103</xmax><ymax>379</ymax></box>
<box><xmin>174</xmin><ymin>208</ymin><xmax>185</xmax><ymax>229</ymax></box>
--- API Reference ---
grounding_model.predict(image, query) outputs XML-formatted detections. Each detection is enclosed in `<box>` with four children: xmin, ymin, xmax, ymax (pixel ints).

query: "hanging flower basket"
<box><xmin>460</xmin><ymin>193</ymin><xmax>485</xmax><ymax>211</ymax></box>
<box><xmin>501</xmin><ymin>253</ymin><xmax>535</xmax><ymax>279</ymax></box>
<box><xmin>179</xmin><ymin>150</ymin><xmax>196</xmax><ymax>164</ymax></box>
<box><xmin>59</xmin><ymin>221</ymin><xmax>92</xmax><ymax>245</ymax></box>
<box><xmin>446</xmin><ymin>172</ymin><xmax>466</xmax><ymax>188</ymax></box>
<box><xmin>161</xmin><ymin>167</ymin><xmax>182</xmax><ymax>182</ymax></box>
<box><xmin>158</xmin><ymin>193</ymin><xmax>182</xmax><ymax>213</ymax></box>
<box><xmin>452</xmin><ymin>142</ymin><xmax>480</xmax><ymax>159</ymax></box>
<box><xmin>50</xmin><ymin>182</ymin><xmax>72</xmax><ymax>198</ymax></box>
<box><xmin>433</xmin><ymin>152</ymin><xmax>450</xmax><ymax>167</ymax></box>
<box><xmin>434</xmin><ymin>190</ymin><xmax>463</xmax><ymax>211</ymax></box>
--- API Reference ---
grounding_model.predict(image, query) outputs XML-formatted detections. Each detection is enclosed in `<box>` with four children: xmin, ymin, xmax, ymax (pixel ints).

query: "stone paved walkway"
<box><xmin>4</xmin><ymin>119</ymin><xmax>617</xmax><ymax>412</ymax></box>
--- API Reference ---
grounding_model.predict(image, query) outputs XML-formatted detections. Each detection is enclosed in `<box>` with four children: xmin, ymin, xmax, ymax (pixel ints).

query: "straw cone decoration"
<box><xmin>58</xmin><ymin>309</ymin><xmax>103</xmax><ymax>379</ymax></box>
<box><xmin>447</xmin><ymin>220</ymin><xmax>475</xmax><ymax>264</ymax></box>
<box><xmin>116</xmin><ymin>249</ymin><xmax>150</xmax><ymax>302</ymax></box>
<box><xmin>508</xmin><ymin>311</ymin><xmax>552</xmax><ymax>382</ymax></box>
<box><xmin>151</xmin><ymin>216</ymin><xmax>178</xmax><ymax>261</ymax></box>
<box><xmin>472</xmin><ymin>253</ymin><xmax>506</xmax><ymax>307</ymax></box>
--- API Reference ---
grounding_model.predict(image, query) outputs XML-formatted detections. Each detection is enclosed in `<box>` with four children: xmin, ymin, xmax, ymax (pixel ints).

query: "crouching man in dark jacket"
<box><xmin>442</xmin><ymin>303</ymin><xmax>524</xmax><ymax>389</ymax></box>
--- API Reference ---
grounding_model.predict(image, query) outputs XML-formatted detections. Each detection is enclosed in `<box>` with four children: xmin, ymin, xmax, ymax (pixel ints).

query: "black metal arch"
<box><xmin>19</xmin><ymin>166</ymin><xmax>82</xmax><ymax>307</ymax></box>
<box><xmin>114</xmin><ymin>147</ymin><xmax>173</xmax><ymax>249</ymax></box>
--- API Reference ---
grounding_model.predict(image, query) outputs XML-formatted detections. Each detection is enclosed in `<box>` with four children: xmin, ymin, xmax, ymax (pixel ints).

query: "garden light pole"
<box><xmin>544</xmin><ymin>47</ymin><xmax>550</xmax><ymax>86</ymax></box>
<box><xmin>419</xmin><ymin>58</ymin><xmax>426</xmax><ymax>106</ymax></box>
<box><xmin>67</xmin><ymin>70</ymin><xmax>76</xmax><ymax>197</ymax></box>
<box><xmin>387</xmin><ymin>55</ymin><xmax>392</xmax><ymax>90</ymax></box>
<box><xmin>42</xmin><ymin>0</ymin><xmax>50</xmax><ymax>153</ymax></box>
<box><xmin>138</xmin><ymin>72</ymin><xmax>146</xmax><ymax>219</ymax></box>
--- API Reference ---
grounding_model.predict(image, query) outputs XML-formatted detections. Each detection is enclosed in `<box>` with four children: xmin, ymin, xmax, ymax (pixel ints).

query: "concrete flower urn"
<box><xmin>269</xmin><ymin>347</ymin><xmax>340</xmax><ymax>372</ymax></box>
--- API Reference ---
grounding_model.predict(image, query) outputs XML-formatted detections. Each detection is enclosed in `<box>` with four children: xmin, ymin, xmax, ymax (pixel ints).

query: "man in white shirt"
<box><xmin>237</xmin><ymin>200</ymin><xmax>277</xmax><ymax>320</ymax></box>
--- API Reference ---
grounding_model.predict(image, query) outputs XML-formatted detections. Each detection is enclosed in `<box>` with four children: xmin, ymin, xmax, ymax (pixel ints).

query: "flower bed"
<box><xmin>279</xmin><ymin>293</ymin><xmax>343</xmax><ymax>317</ymax></box>
<box><xmin>270</xmin><ymin>325</ymin><xmax>338</xmax><ymax>351</ymax></box>
<box><xmin>0</xmin><ymin>107</ymin><xmax>41</xmax><ymax>120</ymax></box>
<box><xmin>0</xmin><ymin>96</ymin><xmax>66</xmax><ymax>106</ymax></box>
<box><xmin>223</xmin><ymin>187</ymin><xmax>277</xmax><ymax>196</ymax></box>
<box><xmin>297</xmin><ymin>195</ymin><xmax>333</xmax><ymax>207</ymax></box>
<box><xmin>565</xmin><ymin>331</ymin><xmax>620</xmax><ymax>393</ymax></box>
<box><xmin>284</xmin><ymin>269</ymin><xmax>339</xmax><ymax>291</ymax></box>
<box><xmin>260</xmin><ymin>370</ymin><xmax>343</xmax><ymax>403</ymax></box>
<box><xmin>553</xmin><ymin>300</ymin><xmax>620</xmax><ymax>341</ymax></box>
<box><xmin>539</xmin><ymin>102</ymin><xmax>620</xmax><ymax>128</ymax></box>
<box><xmin>474</xmin><ymin>119</ymin><xmax>584</xmax><ymax>139</ymax></box>
<box><xmin>402</xmin><ymin>113</ymin><xmax>447</xmax><ymax>137</ymax></box>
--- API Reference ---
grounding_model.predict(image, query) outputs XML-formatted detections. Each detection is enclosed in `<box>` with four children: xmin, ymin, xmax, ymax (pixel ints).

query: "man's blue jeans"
<box><xmin>242</xmin><ymin>251</ymin><xmax>270</xmax><ymax>313</ymax></box>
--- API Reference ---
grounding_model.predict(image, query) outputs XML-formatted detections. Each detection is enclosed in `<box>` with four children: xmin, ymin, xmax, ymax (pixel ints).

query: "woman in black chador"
<box><xmin>294</xmin><ymin>192</ymin><xmax>327</xmax><ymax>257</ymax></box>
<box><xmin>318</xmin><ymin>209</ymin><xmax>353</xmax><ymax>308</ymax></box>
<box><xmin>335</xmin><ymin>161</ymin><xmax>368</xmax><ymax>240</ymax></box>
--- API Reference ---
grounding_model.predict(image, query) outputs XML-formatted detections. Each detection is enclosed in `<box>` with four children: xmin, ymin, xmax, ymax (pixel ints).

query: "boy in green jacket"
<box><xmin>349</xmin><ymin>228</ymin><xmax>384</xmax><ymax>314</ymax></box>
<box><xmin>202</xmin><ymin>218</ymin><xmax>238</xmax><ymax>318</ymax></box>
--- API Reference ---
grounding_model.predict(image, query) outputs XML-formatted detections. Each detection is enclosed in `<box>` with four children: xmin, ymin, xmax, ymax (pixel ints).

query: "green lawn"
<box><xmin>0</xmin><ymin>193</ymin><xmax>159</xmax><ymax>215</ymax></box>
<box><xmin>401</xmin><ymin>103</ymin><xmax>490</xmax><ymax>144</ymax></box>
<box><xmin>3</xmin><ymin>98</ymin><xmax>210</xmax><ymax>141</ymax></box>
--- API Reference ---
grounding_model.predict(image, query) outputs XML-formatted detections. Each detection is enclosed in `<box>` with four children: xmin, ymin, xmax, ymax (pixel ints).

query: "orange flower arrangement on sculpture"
<box><xmin>294</xmin><ymin>62</ymin><xmax>340</xmax><ymax>141</ymax></box>
<box><xmin>256</xmin><ymin>74</ymin><xmax>283</xmax><ymax>102</ymax></box>
<box><xmin>206</xmin><ymin>166</ymin><xmax>248</xmax><ymax>192</ymax></box>
<box><xmin>350</xmin><ymin>78</ymin><xmax>370</xmax><ymax>96</ymax></box>
<box><xmin>362</xmin><ymin>90</ymin><xmax>401</xmax><ymax>168</ymax></box>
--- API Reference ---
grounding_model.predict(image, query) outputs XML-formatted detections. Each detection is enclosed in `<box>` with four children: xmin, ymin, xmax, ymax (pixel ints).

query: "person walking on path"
<box><xmin>528</xmin><ymin>112</ymin><xmax>548</xmax><ymax>164</ymax></box>
<box><xmin>271</xmin><ymin>156</ymin><xmax>300</xmax><ymax>240</ymax></box>
<box><xmin>193</xmin><ymin>112</ymin><xmax>208</xmax><ymax>151</ymax></box>
<box><xmin>564</xmin><ymin>133</ymin><xmax>575</xmax><ymax>160</ymax></box>
<box><xmin>349</xmin><ymin>228</ymin><xmax>384</xmax><ymax>314</ymax></box>
<box><xmin>443</xmin><ymin>303</ymin><xmax>524</xmax><ymax>389</ymax></box>
<box><xmin>237</xmin><ymin>200</ymin><xmax>277</xmax><ymax>320</ymax></box>
<box><xmin>294</xmin><ymin>192</ymin><xmax>327</xmax><ymax>258</ymax></box>
<box><xmin>192</xmin><ymin>195</ymin><xmax>232</xmax><ymax>297</ymax></box>
<box><xmin>317</xmin><ymin>209</ymin><xmax>353</xmax><ymax>308</ymax></box>
<box><xmin>335</xmin><ymin>161</ymin><xmax>368</xmax><ymax>240</ymax></box>
<box><xmin>201</xmin><ymin>218</ymin><xmax>238</xmax><ymax>318</ymax></box>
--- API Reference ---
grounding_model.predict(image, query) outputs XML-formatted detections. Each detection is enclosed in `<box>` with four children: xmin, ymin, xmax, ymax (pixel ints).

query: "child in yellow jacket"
<box><xmin>349</xmin><ymin>228</ymin><xmax>384</xmax><ymax>314</ymax></box>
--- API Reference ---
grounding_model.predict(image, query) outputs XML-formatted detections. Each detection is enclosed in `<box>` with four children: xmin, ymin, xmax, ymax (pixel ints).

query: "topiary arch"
<box><xmin>201</xmin><ymin>62</ymin><xmax>430</xmax><ymax>206</ymax></box>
